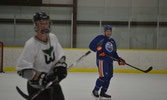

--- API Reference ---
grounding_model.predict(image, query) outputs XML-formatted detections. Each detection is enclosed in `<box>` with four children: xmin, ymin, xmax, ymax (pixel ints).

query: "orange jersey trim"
<box><xmin>99</xmin><ymin>60</ymin><xmax>104</xmax><ymax>77</ymax></box>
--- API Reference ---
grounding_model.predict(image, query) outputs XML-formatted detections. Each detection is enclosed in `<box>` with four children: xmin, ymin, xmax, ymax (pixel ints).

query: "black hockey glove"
<box><xmin>53</xmin><ymin>62</ymin><xmax>67</xmax><ymax>83</ymax></box>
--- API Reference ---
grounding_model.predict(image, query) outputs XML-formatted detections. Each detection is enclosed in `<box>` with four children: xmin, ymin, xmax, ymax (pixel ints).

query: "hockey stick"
<box><xmin>106</xmin><ymin>55</ymin><xmax>153</xmax><ymax>73</ymax></box>
<box><xmin>16</xmin><ymin>51</ymin><xmax>91</xmax><ymax>100</ymax></box>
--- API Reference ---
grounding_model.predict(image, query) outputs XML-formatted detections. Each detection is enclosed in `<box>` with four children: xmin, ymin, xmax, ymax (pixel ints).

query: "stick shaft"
<box><xmin>125</xmin><ymin>63</ymin><xmax>147</xmax><ymax>72</ymax></box>
<box><xmin>106</xmin><ymin>55</ymin><xmax>152</xmax><ymax>73</ymax></box>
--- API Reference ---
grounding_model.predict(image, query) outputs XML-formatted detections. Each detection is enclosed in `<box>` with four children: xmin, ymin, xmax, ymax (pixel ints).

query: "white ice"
<box><xmin>0</xmin><ymin>72</ymin><xmax>167</xmax><ymax>100</ymax></box>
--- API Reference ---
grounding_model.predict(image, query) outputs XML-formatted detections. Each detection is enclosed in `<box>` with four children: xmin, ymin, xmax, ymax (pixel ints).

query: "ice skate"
<box><xmin>92</xmin><ymin>90</ymin><xmax>99</xmax><ymax>100</ymax></box>
<box><xmin>99</xmin><ymin>91</ymin><xmax>111</xmax><ymax>100</ymax></box>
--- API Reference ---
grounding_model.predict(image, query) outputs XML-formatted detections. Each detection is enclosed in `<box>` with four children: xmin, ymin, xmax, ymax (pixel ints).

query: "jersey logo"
<box><xmin>42</xmin><ymin>46</ymin><xmax>55</xmax><ymax>64</ymax></box>
<box><xmin>105</xmin><ymin>42</ymin><xmax>113</xmax><ymax>52</ymax></box>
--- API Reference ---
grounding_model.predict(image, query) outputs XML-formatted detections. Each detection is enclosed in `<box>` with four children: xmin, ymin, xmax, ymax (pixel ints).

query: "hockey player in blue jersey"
<box><xmin>89</xmin><ymin>25</ymin><xmax>126</xmax><ymax>99</ymax></box>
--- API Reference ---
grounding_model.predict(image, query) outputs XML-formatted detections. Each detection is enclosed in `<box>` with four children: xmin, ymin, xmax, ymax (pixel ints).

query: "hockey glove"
<box><xmin>30</xmin><ymin>72</ymin><xmax>50</xmax><ymax>86</ymax></box>
<box><xmin>118</xmin><ymin>57</ymin><xmax>126</xmax><ymax>66</ymax></box>
<box><xmin>52</xmin><ymin>62</ymin><xmax>67</xmax><ymax>83</ymax></box>
<box><xmin>97</xmin><ymin>46</ymin><xmax>102</xmax><ymax>51</ymax></box>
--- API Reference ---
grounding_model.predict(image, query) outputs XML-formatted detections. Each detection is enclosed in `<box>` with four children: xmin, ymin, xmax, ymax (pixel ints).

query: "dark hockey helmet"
<box><xmin>33</xmin><ymin>12</ymin><xmax>51</xmax><ymax>33</ymax></box>
<box><xmin>33</xmin><ymin>12</ymin><xmax>50</xmax><ymax>23</ymax></box>
<box><xmin>104</xmin><ymin>25</ymin><xmax>112</xmax><ymax>32</ymax></box>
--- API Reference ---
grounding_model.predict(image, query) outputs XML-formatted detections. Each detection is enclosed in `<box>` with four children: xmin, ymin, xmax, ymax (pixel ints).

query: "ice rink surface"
<box><xmin>0</xmin><ymin>72</ymin><xmax>167</xmax><ymax>100</ymax></box>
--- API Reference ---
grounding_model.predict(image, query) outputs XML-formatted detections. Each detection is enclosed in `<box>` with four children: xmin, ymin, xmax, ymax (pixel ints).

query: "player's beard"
<box><xmin>36</xmin><ymin>28</ymin><xmax>50</xmax><ymax>42</ymax></box>
<box><xmin>41</xmin><ymin>29</ymin><xmax>50</xmax><ymax>34</ymax></box>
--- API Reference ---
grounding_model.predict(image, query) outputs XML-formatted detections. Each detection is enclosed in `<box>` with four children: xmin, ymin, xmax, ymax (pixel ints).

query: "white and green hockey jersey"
<box><xmin>16</xmin><ymin>33</ymin><xmax>64</xmax><ymax>73</ymax></box>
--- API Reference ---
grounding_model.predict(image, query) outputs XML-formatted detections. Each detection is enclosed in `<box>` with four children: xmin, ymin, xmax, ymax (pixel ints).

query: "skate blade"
<box><xmin>91</xmin><ymin>94</ymin><xmax>99</xmax><ymax>100</ymax></box>
<box><xmin>99</xmin><ymin>97</ymin><xmax>111</xmax><ymax>100</ymax></box>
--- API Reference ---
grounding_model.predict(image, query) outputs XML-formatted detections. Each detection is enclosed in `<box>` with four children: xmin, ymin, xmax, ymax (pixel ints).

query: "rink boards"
<box><xmin>2</xmin><ymin>47</ymin><xmax>167</xmax><ymax>74</ymax></box>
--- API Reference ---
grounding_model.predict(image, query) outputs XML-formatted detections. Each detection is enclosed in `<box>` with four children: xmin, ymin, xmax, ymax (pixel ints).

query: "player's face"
<box><xmin>105</xmin><ymin>30</ymin><xmax>112</xmax><ymax>38</ymax></box>
<box><xmin>37</xmin><ymin>20</ymin><xmax>50</xmax><ymax>33</ymax></box>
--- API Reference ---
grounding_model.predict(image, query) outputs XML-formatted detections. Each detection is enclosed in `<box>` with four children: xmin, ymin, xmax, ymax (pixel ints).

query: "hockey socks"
<box><xmin>94</xmin><ymin>78</ymin><xmax>105</xmax><ymax>91</ymax></box>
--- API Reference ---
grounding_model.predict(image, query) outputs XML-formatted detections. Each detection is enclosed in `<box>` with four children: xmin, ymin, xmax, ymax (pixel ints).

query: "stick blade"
<box><xmin>16</xmin><ymin>86</ymin><xmax>30</xmax><ymax>100</ymax></box>
<box><xmin>144</xmin><ymin>66</ymin><xmax>153</xmax><ymax>73</ymax></box>
<box><xmin>85</xmin><ymin>51</ymin><xmax>91</xmax><ymax>56</ymax></box>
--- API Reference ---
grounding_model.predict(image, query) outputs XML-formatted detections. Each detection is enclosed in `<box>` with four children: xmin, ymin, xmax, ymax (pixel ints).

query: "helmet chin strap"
<box><xmin>40</xmin><ymin>29</ymin><xmax>51</xmax><ymax>47</ymax></box>
<box><xmin>46</xmin><ymin>31</ymin><xmax>51</xmax><ymax>48</ymax></box>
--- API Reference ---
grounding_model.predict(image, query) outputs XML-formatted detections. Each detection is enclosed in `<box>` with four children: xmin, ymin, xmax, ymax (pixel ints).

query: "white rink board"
<box><xmin>3</xmin><ymin>48</ymin><xmax>167</xmax><ymax>70</ymax></box>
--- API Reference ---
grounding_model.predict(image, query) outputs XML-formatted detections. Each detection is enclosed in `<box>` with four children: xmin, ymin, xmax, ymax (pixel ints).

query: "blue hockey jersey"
<box><xmin>89</xmin><ymin>35</ymin><xmax>120</xmax><ymax>63</ymax></box>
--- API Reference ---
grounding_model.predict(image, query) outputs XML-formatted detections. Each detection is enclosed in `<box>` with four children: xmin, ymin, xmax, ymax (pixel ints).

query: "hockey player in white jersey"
<box><xmin>16</xmin><ymin>12</ymin><xmax>67</xmax><ymax>100</ymax></box>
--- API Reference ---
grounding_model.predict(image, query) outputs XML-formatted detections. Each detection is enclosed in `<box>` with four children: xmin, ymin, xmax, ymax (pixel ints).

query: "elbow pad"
<box><xmin>17</xmin><ymin>69</ymin><xmax>37</xmax><ymax>80</ymax></box>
